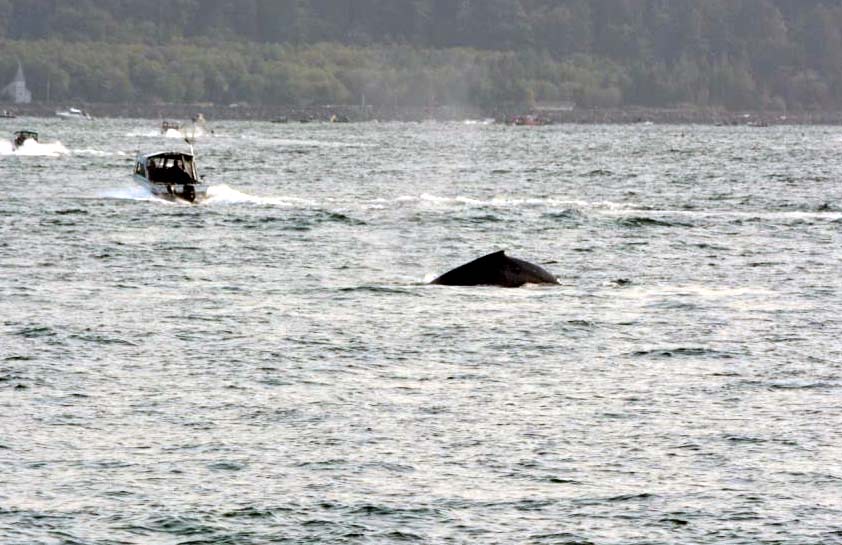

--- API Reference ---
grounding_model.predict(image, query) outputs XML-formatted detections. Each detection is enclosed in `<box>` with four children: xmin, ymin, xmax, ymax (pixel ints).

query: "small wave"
<box><xmin>67</xmin><ymin>333</ymin><xmax>137</xmax><ymax>346</ymax></box>
<box><xmin>126</xmin><ymin>126</ymin><xmax>207</xmax><ymax>139</ymax></box>
<box><xmin>392</xmin><ymin>193</ymin><xmax>635</xmax><ymax>212</ymax></box>
<box><xmin>131</xmin><ymin>515</ymin><xmax>220</xmax><ymax>537</ymax></box>
<box><xmin>14</xmin><ymin>325</ymin><xmax>56</xmax><ymax>338</ymax></box>
<box><xmin>618</xmin><ymin>208</ymin><xmax>842</xmax><ymax>222</ymax></box>
<box><xmin>338</xmin><ymin>286</ymin><xmax>419</xmax><ymax>295</ymax></box>
<box><xmin>607</xmin><ymin>493</ymin><xmax>656</xmax><ymax>502</ymax></box>
<box><xmin>0</xmin><ymin>139</ymin><xmax>69</xmax><ymax>157</ymax></box>
<box><xmin>450</xmin><ymin>213</ymin><xmax>506</xmax><ymax>224</ymax></box>
<box><xmin>616</xmin><ymin>216</ymin><xmax>693</xmax><ymax>228</ymax></box>
<box><xmin>272</xmin><ymin>210</ymin><xmax>366</xmax><ymax>231</ymax></box>
<box><xmin>54</xmin><ymin>209</ymin><xmax>88</xmax><ymax>216</ymax></box>
<box><xmin>630</xmin><ymin>347</ymin><xmax>732</xmax><ymax>359</ymax></box>
<box><xmin>125</xmin><ymin>130</ymin><xmax>159</xmax><ymax>138</ymax></box>
<box><xmin>319</xmin><ymin>211</ymin><xmax>366</xmax><ymax>225</ymax></box>
<box><xmin>72</xmin><ymin>148</ymin><xmax>127</xmax><ymax>157</ymax></box>
<box><xmin>463</xmin><ymin>118</ymin><xmax>495</xmax><ymax>125</ymax></box>
<box><xmin>769</xmin><ymin>380</ymin><xmax>842</xmax><ymax>391</ymax></box>
<box><xmin>252</xmin><ymin>137</ymin><xmax>369</xmax><ymax>148</ymax></box>
<box><xmin>542</xmin><ymin>209</ymin><xmax>587</xmax><ymax>223</ymax></box>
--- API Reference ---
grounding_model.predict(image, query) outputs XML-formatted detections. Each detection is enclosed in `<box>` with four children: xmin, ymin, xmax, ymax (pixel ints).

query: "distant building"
<box><xmin>2</xmin><ymin>62</ymin><xmax>33</xmax><ymax>104</ymax></box>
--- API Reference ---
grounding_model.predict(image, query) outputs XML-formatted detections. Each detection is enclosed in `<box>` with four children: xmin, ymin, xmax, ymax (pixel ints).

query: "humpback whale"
<box><xmin>431</xmin><ymin>251</ymin><xmax>559</xmax><ymax>287</ymax></box>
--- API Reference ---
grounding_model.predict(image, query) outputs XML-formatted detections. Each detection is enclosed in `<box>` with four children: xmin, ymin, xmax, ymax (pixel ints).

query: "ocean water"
<box><xmin>1</xmin><ymin>118</ymin><xmax>841</xmax><ymax>545</ymax></box>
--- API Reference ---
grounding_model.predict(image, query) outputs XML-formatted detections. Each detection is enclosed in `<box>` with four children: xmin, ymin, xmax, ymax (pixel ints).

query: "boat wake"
<box><xmin>387</xmin><ymin>193</ymin><xmax>636</xmax><ymax>212</ymax></box>
<box><xmin>463</xmin><ymin>118</ymin><xmax>496</xmax><ymax>125</ymax></box>
<box><xmin>97</xmin><ymin>182</ymin><xmax>306</xmax><ymax>207</ymax></box>
<box><xmin>251</xmin><ymin>137</ymin><xmax>371</xmax><ymax>148</ymax></box>
<box><xmin>72</xmin><ymin>149</ymin><xmax>128</xmax><ymax>157</ymax></box>
<box><xmin>125</xmin><ymin>126</ymin><xmax>209</xmax><ymax>139</ymax></box>
<box><xmin>0</xmin><ymin>139</ymin><xmax>70</xmax><ymax>157</ymax></box>
<box><xmin>97</xmin><ymin>184</ymin><xmax>159</xmax><ymax>202</ymax></box>
<box><xmin>204</xmin><ymin>184</ymin><xmax>305</xmax><ymax>207</ymax></box>
<box><xmin>124</xmin><ymin>130</ymin><xmax>159</xmax><ymax>138</ymax></box>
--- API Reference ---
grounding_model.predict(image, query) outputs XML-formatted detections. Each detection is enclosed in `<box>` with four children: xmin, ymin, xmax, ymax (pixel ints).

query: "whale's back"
<box><xmin>431</xmin><ymin>251</ymin><xmax>558</xmax><ymax>288</ymax></box>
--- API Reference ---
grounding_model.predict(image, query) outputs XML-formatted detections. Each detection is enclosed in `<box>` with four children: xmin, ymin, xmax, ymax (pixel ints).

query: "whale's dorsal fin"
<box><xmin>481</xmin><ymin>250</ymin><xmax>507</xmax><ymax>260</ymax></box>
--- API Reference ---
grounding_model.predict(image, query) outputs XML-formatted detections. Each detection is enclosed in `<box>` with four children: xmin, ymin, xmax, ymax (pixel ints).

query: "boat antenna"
<box><xmin>184</xmin><ymin>125</ymin><xmax>195</xmax><ymax>156</ymax></box>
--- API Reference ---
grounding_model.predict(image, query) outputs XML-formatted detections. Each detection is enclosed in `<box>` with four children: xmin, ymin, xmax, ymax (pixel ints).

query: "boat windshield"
<box><xmin>13</xmin><ymin>131</ymin><xmax>38</xmax><ymax>146</ymax></box>
<box><xmin>144</xmin><ymin>154</ymin><xmax>198</xmax><ymax>184</ymax></box>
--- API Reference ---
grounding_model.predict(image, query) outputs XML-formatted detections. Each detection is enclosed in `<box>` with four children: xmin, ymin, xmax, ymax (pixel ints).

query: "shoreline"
<box><xmin>3</xmin><ymin>102</ymin><xmax>842</xmax><ymax>125</ymax></box>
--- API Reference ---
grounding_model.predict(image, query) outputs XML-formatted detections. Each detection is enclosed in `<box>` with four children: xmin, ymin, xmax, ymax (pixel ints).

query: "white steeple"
<box><xmin>2</xmin><ymin>62</ymin><xmax>33</xmax><ymax>104</ymax></box>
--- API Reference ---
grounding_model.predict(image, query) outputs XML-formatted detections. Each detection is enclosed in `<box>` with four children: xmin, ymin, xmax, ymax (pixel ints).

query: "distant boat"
<box><xmin>11</xmin><ymin>129</ymin><xmax>38</xmax><ymax>150</ymax></box>
<box><xmin>161</xmin><ymin>120</ymin><xmax>181</xmax><ymax>134</ymax></box>
<box><xmin>56</xmin><ymin>107</ymin><xmax>92</xmax><ymax>120</ymax></box>
<box><xmin>0</xmin><ymin>110</ymin><xmax>16</xmax><ymax>118</ymax></box>
<box><xmin>133</xmin><ymin>150</ymin><xmax>208</xmax><ymax>204</ymax></box>
<box><xmin>507</xmin><ymin>115</ymin><xmax>551</xmax><ymax>127</ymax></box>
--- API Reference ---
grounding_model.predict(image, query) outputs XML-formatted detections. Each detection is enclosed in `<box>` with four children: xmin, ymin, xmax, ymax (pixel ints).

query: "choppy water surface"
<box><xmin>1</xmin><ymin>118</ymin><xmax>841</xmax><ymax>544</ymax></box>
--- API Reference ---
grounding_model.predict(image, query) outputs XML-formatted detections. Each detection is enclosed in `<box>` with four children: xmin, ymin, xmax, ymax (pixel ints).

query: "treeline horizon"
<box><xmin>3</xmin><ymin>0</ymin><xmax>842</xmax><ymax>111</ymax></box>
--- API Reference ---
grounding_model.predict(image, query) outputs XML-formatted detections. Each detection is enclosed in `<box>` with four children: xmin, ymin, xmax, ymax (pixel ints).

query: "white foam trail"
<box><xmin>72</xmin><ymin>149</ymin><xmax>127</xmax><ymax>157</ymax></box>
<box><xmin>204</xmin><ymin>184</ymin><xmax>306</xmax><ymax>207</ymax></box>
<box><xmin>125</xmin><ymin>130</ymin><xmax>159</xmax><ymax>138</ymax></box>
<box><xmin>125</xmin><ymin>126</ymin><xmax>205</xmax><ymax>139</ymax></box>
<box><xmin>613</xmin><ymin>284</ymin><xmax>801</xmax><ymax>312</ymax></box>
<box><xmin>183</xmin><ymin>125</ymin><xmax>207</xmax><ymax>139</ymax></box>
<box><xmin>0</xmin><ymin>139</ymin><xmax>69</xmax><ymax>157</ymax></box>
<box><xmin>601</xmin><ymin>208</ymin><xmax>842</xmax><ymax>221</ymax></box>
<box><xmin>388</xmin><ymin>194</ymin><xmax>635</xmax><ymax>211</ymax></box>
<box><xmin>251</xmin><ymin>137</ymin><xmax>371</xmax><ymax>148</ymax></box>
<box><xmin>97</xmin><ymin>184</ymin><xmax>158</xmax><ymax>202</ymax></box>
<box><xmin>463</xmin><ymin>118</ymin><xmax>495</xmax><ymax>125</ymax></box>
<box><xmin>422</xmin><ymin>272</ymin><xmax>438</xmax><ymax>283</ymax></box>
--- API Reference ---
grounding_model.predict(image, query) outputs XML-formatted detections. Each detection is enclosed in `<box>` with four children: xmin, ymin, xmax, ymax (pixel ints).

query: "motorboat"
<box><xmin>133</xmin><ymin>150</ymin><xmax>208</xmax><ymax>204</ymax></box>
<box><xmin>161</xmin><ymin>120</ymin><xmax>181</xmax><ymax>134</ymax></box>
<box><xmin>12</xmin><ymin>129</ymin><xmax>37</xmax><ymax>150</ymax></box>
<box><xmin>56</xmin><ymin>107</ymin><xmax>92</xmax><ymax>120</ymax></box>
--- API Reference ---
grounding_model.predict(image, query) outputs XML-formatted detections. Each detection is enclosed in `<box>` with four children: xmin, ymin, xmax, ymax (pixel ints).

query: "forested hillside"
<box><xmin>2</xmin><ymin>0</ymin><xmax>842</xmax><ymax>110</ymax></box>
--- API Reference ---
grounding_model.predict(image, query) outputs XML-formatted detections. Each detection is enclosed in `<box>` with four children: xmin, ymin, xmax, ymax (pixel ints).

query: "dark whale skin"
<box><xmin>431</xmin><ymin>251</ymin><xmax>559</xmax><ymax>288</ymax></box>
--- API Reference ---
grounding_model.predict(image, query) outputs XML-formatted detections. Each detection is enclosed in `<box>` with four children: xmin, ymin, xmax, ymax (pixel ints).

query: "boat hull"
<box><xmin>56</xmin><ymin>110</ymin><xmax>92</xmax><ymax>120</ymax></box>
<box><xmin>133</xmin><ymin>174</ymin><xmax>208</xmax><ymax>204</ymax></box>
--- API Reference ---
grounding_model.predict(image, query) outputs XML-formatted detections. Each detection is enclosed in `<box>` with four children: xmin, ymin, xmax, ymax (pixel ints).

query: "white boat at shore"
<box><xmin>56</xmin><ymin>107</ymin><xmax>92</xmax><ymax>120</ymax></box>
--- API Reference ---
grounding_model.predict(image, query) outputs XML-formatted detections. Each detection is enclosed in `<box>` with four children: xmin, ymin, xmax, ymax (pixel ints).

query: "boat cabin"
<box><xmin>135</xmin><ymin>152</ymin><xmax>199</xmax><ymax>185</ymax></box>
<box><xmin>13</xmin><ymin>130</ymin><xmax>38</xmax><ymax>147</ymax></box>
